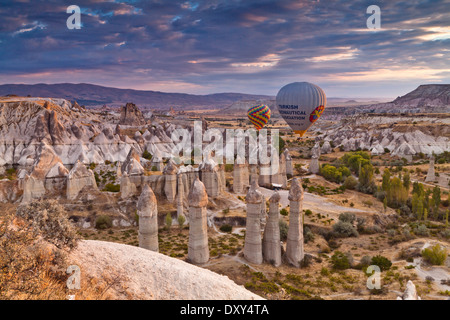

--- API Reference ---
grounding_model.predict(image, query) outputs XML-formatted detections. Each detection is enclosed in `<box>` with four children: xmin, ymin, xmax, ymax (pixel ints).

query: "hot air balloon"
<box><xmin>276</xmin><ymin>82</ymin><xmax>326</xmax><ymax>137</ymax></box>
<box><xmin>247</xmin><ymin>104</ymin><xmax>271</xmax><ymax>130</ymax></box>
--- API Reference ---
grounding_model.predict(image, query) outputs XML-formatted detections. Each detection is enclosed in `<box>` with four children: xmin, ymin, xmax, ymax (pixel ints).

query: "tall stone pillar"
<box><xmin>285</xmin><ymin>178</ymin><xmax>304</xmax><ymax>267</ymax></box>
<box><xmin>137</xmin><ymin>184</ymin><xmax>159</xmax><ymax>252</ymax></box>
<box><xmin>258</xmin><ymin>163</ymin><xmax>271</xmax><ymax>188</ymax></box>
<box><xmin>120</xmin><ymin>172</ymin><xmax>136</xmax><ymax>199</ymax></box>
<box><xmin>262</xmin><ymin>192</ymin><xmax>282</xmax><ymax>266</ymax></box>
<box><xmin>177</xmin><ymin>173</ymin><xmax>185</xmax><ymax>219</ymax></box>
<box><xmin>425</xmin><ymin>157</ymin><xmax>435</xmax><ymax>182</ymax></box>
<box><xmin>163</xmin><ymin>160</ymin><xmax>178</xmax><ymax>203</ymax></box>
<box><xmin>244</xmin><ymin>180</ymin><xmax>263</xmax><ymax>265</ymax></box>
<box><xmin>283</xmin><ymin>148</ymin><xmax>294</xmax><ymax>177</ymax></box>
<box><xmin>187</xmin><ymin>178</ymin><xmax>209</xmax><ymax>264</ymax></box>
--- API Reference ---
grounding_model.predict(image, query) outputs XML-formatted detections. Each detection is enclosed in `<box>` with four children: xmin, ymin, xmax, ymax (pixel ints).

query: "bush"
<box><xmin>343</xmin><ymin>176</ymin><xmax>358</xmax><ymax>190</ymax></box>
<box><xmin>304</xmin><ymin>209</ymin><xmax>312</xmax><ymax>216</ymax></box>
<box><xmin>414</xmin><ymin>224</ymin><xmax>429</xmax><ymax>236</ymax></box>
<box><xmin>177</xmin><ymin>214</ymin><xmax>186</xmax><ymax>228</ymax></box>
<box><xmin>338</xmin><ymin>212</ymin><xmax>356</xmax><ymax>223</ymax></box>
<box><xmin>103</xmin><ymin>183</ymin><xmax>120</xmax><ymax>192</ymax></box>
<box><xmin>331</xmin><ymin>251</ymin><xmax>351</xmax><ymax>270</ymax></box>
<box><xmin>370</xmin><ymin>255</ymin><xmax>392</xmax><ymax>271</ymax></box>
<box><xmin>333</xmin><ymin>221</ymin><xmax>358</xmax><ymax>238</ymax></box>
<box><xmin>279</xmin><ymin>220</ymin><xmax>288</xmax><ymax>241</ymax></box>
<box><xmin>220</xmin><ymin>224</ymin><xmax>232</xmax><ymax>233</ymax></box>
<box><xmin>280</xmin><ymin>208</ymin><xmax>288</xmax><ymax>216</ymax></box>
<box><xmin>422</xmin><ymin>244</ymin><xmax>447</xmax><ymax>265</ymax></box>
<box><xmin>151</xmin><ymin>166</ymin><xmax>158</xmax><ymax>172</ymax></box>
<box><xmin>304</xmin><ymin>226</ymin><xmax>314</xmax><ymax>243</ymax></box>
<box><xmin>142</xmin><ymin>149</ymin><xmax>152</xmax><ymax>160</ymax></box>
<box><xmin>95</xmin><ymin>215</ymin><xmax>113</xmax><ymax>230</ymax></box>
<box><xmin>165</xmin><ymin>213</ymin><xmax>173</xmax><ymax>228</ymax></box>
<box><xmin>16</xmin><ymin>200</ymin><xmax>79</xmax><ymax>249</ymax></box>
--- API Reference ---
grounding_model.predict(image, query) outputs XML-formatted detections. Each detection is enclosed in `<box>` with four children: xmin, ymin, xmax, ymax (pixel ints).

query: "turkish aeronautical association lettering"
<box><xmin>278</xmin><ymin>105</ymin><xmax>306</xmax><ymax>120</ymax></box>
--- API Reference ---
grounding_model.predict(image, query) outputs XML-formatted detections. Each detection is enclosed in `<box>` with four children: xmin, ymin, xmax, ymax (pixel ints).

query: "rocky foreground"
<box><xmin>69</xmin><ymin>240</ymin><xmax>262</xmax><ymax>300</ymax></box>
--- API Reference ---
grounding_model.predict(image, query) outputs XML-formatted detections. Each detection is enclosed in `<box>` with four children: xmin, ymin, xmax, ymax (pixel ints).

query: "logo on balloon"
<box><xmin>309</xmin><ymin>105</ymin><xmax>325</xmax><ymax>123</ymax></box>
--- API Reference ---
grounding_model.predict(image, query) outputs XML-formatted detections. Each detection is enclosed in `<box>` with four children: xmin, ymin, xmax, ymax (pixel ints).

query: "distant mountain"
<box><xmin>325</xmin><ymin>84</ymin><xmax>450</xmax><ymax>116</ymax></box>
<box><xmin>0</xmin><ymin>83</ymin><xmax>272</xmax><ymax>110</ymax></box>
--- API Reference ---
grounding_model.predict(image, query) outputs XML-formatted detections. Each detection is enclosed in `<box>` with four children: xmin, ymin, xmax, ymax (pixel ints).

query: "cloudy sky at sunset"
<box><xmin>0</xmin><ymin>0</ymin><xmax>449</xmax><ymax>98</ymax></box>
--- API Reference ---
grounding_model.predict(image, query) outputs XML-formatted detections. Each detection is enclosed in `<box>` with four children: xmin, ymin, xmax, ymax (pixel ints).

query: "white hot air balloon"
<box><xmin>276</xmin><ymin>82</ymin><xmax>326</xmax><ymax>137</ymax></box>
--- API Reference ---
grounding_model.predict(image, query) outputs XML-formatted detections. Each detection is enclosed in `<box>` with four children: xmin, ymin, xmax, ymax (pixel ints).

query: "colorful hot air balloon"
<box><xmin>276</xmin><ymin>82</ymin><xmax>326</xmax><ymax>137</ymax></box>
<box><xmin>247</xmin><ymin>104</ymin><xmax>271</xmax><ymax>130</ymax></box>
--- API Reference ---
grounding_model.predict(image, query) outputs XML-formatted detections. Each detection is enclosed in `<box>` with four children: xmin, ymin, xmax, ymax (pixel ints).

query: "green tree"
<box><xmin>403</xmin><ymin>172</ymin><xmax>411</xmax><ymax>191</ymax></box>
<box><xmin>382</xmin><ymin>168</ymin><xmax>391</xmax><ymax>192</ymax></box>
<box><xmin>165</xmin><ymin>213</ymin><xmax>173</xmax><ymax>229</ymax></box>
<box><xmin>432</xmin><ymin>186</ymin><xmax>441</xmax><ymax>215</ymax></box>
<box><xmin>422</xmin><ymin>244</ymin><xmax>448</xmax><ymax>265</ymax></box>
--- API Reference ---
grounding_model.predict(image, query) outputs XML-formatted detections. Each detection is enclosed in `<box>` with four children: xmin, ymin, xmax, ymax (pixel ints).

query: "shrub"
<box><xmin>151</xmin><ymin>166</ymin><xmax>158</xmax><ymax>172</ymax></box>
<box><xmin>165</xmin><ymin>213</ymin><xmax>173</xmax><ymax>228</ymax></box>
<box><xmin>177</xmin><ymin>214</ymin><xmax>186</xmax><ymax>228</ymax></box>
<box><xmin>279</xmin><ymin>220</ymin><xmax>288</xmax><ymax>241</ymax></box>
<box><xmin>103</xmin><ymin>183</ymin><xmax>120</xmax><ymax>192</ymax></box>
<box><xmin>304</xmin><ymin>226</ymin><xmax>314</xmax><ymax>243</ymax></box>
<box><xmin>333</xmin><ymin>221</ymin><xmax>358</xmax><ymax>238</ymax></box>
<box><xmin>142</xmin><ymin>149</ymin><xmax>152</xmax><ymax>160</ymax></box>
<box><xmin>339</xmin><ymin>212</ymin><xmax>356</xmax><ymax>223</ymax></box>
<box><xmin>414</xmin><ymin>224</ymin><xmax>429</xmax><ymax>236</ymax></box>
<box><xmin>225</xmin><ymin>164</ymin><xmax>234</xmax><ymax>172</ymax></box>
<box><xmin>370</xmin><ymin>255</ymin><xmax>392</xmax><ymax>271</ymax></box>
<box><xmin>304</xmin><ymin>209</ymin><xmax>312</xmax><ymax>216</ymax></box>
<box><xmin>343</xmin><ymin>176</ymin><xmax>358</xmax><ymax>190</ymax></box>
<box><xmin>422</xmin><ymin>244</ymin><xmax>447</xmax><ymax>265</ymax></box>
<box><xmin>95</xmin><ymin>215</ymin><xmax>113</xmax><ymax>230</ymax></box>
<box><xmin>331</xmin><ymin>251</ymin><xmax>351</xmax><ymax>270</ymax></box>
<box><xmin>220</xmin><ymin>224</ymin><xmax>232</xmax><ymax>233</ymax></box>
<box><xmin>280</xmin><ymin>208</ymin><xmax>289</xmax><ymax>216</ymax></box>
<box><xmin>16</xmin><ymin>200</ymin><xmax>79</xmax><ymax>249</ymax></box>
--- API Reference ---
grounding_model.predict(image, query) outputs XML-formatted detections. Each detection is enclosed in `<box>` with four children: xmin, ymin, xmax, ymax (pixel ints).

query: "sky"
<box><xmin>0</xmin><ymin>0</ymin><xmax>449</xmax><ymax>98</ymax></box>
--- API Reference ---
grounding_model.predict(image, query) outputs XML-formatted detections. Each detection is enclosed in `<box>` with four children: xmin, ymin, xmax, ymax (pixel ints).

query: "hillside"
<box><xmin>0</xmin><ymin>83</ymin><xmax>272</xmax><ymax>110</ymax></box>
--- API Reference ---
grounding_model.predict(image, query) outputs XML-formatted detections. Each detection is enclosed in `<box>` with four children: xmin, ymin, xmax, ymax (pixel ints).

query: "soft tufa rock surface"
<box><xmin>397</xmin><ymin>280</ymin><xmax>421</xmax><ymax>300</ymax></box>
<box><xmin>425</xmin><ymin>157</ymin><xmax>436</xmax><ymax>182</ymax></box>
<box><xmin>121</xmin><ymin>148</ymin><xmax>145</xmax><ymax>176</ymax></box>
<box><xmin>163</xmin><ymin>160</ymin><xmax>178</xmax><ymax>203</ymax></box>
<box><xmin>137</xmin><ymin>184</ymin><xmax>159</xmax><ymax>252</ymax></box>
<box><xmin>244</xmin><ymin>180</ymin><xmax>263</xmax><ymax>265</ymax></box>
<box><xmin>262</xmin><ymin>192</ymin><xmax>282</xmax><ymax>266</ymax></box>
<box><xmin>66</xmin><ymin>160</ymin><xmax>98</xmax><ymax>200</ymax></box>
<box><xmin>188</xmin><ymin>178</ymin><xmax>208</xmax><ymax>208</ymax></box>
<box><xmin>187</xmin><ymin>178</ymin><xmax>209</xmax><ymax>264</ymax></box>
<box><xmin>285</xmin><ymin>178</ymin><xmax>305</xmax><ymax>267</ymax></box>
<box><xmin>119</xmin><ymin>102</ymin><xmax>146</xmax><ymax>126</ymax></box>
<box><xmin>120</xmin><ymin>172</ymin><xmax>137</xmax><ymax>199</ymax></box>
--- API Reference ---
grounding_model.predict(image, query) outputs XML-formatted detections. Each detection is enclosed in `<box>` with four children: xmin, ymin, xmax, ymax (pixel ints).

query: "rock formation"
<box><xmin>67</xmin><ymin>161</ymin><xmax>98</xmax><ymax>200</ymax></box>
<box><xmin>283</xmin><ymin>148</ymin><xmax>294</xmax><ymax>177</ymax></box>
<box><xmin>397</xmin><ymin>280</ymin><xmax>421</xmax><ymax>300</ymax></box>
<box><xmin>258</xmin><ymin>163</ymin><xmax>271</xmax><ymax>188</ymax></box>
<box><xmin>137</xmin><ymin>184</ymin><xmax>159</xmax><ymax>252</ymax></box>
<box><xmin>233</xmin><ymin>156</ymin><xmax>248</xmax><ymax>194</ymax></box>
<box><xmin>177</xmin><ymin>173</ymin><xmax>185</xmax><ymax>219</ymax></box>
<box><xmin>198</xmin><ymin>154</ymin><xmax>220</xmax><ymax>197</ymax></box>
<box><xmin>244</xmin><ymin>180</ymin><xmax>264</xmax><ymax>265</ymax></box>
<box><xmin>163</xmin><ymin>160</ymin><xmax>178</xmax><ymax>203</ymax></box>
<box><xmin>321</xmin><ymin>140</ymin><xmax>332</xmax><ymax>154</ymax></box>
<box><xmin>425</xmin><ymin>157</ymin><xmax>436</xmax><ymax>182</ymax></box>
<box><xmin>187</xmin><ymin>178</ymin><xmax>209</xmax><ymax>264</ymax></box>
<box><xmin>262</xmin><ymin>192</ymin><xmax>282</xmax><ymax>266</ymax></box>
<box><xmin>119</xmin><ymin>102</ymin><xmax>146</xmax><ymax>126</ymax></box>
<box><xmin>285</xmin><ymin>178</ymin><xmax>304</xmax><ymax>267</ymax></box>
<box><xmin>309</xmin><ymin>142</ymin><xmax>321</xmax><ymax>174</ymax></box>
<box><xmin>120</xmin><ymin>172</ymin><xmax>137</xmax><ymax>199</ymax></box>
<box><xmin>22</xmin><ymin>144</ymin><xmax>68</xmax><ymax>203</ymax></box>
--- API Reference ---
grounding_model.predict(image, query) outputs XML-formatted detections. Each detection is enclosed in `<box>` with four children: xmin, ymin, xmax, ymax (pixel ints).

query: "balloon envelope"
<box><xmin>247</xmin><ymin>104</ymin><xmax>271</xmax><ymax>130</ymax></box>
<box><xmin>276</xmin><ymin>82</ymin><xmax>326</xmax><ymax>137</ymax></box>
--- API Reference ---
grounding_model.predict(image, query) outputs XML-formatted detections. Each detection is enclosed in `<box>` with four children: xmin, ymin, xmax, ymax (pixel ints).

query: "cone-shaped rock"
<box><xmin>137</xmin><ymin>184</ymin><xmax>159</xmax><ymax>251</ymax></box>
<box><xmin>244</xmin><ymin>180</ymin><xmax>263</xmax><ymax>265</ymax></box>
<box><xmin>262</xmin><ymin>192</ymin><xmax>282</xmax><ymax>266</ymax></box>
<box><xmin>187</xmin><ymin>178</ymin><xmax>209</xmax><ymax>264</ymax></box>
<box><xmin>285</xmin><ymin>178</ymin><xmax>304</xmax><ymax>267</ymax></box>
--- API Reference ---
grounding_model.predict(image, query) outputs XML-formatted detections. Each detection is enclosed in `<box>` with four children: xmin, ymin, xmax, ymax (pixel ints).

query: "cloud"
<box><xmin>0</xmin><ymin>0</ymin><xmax>449</xmax><ymax>97</ymax></box>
